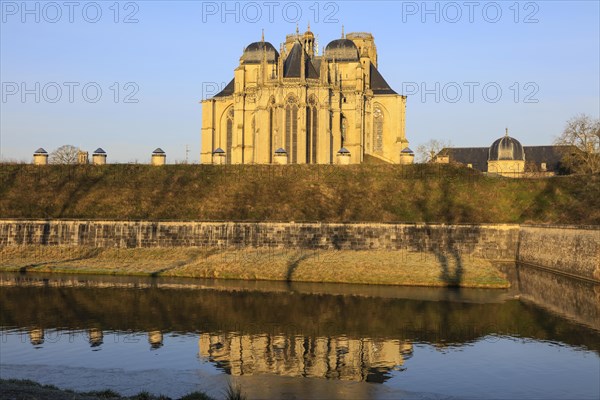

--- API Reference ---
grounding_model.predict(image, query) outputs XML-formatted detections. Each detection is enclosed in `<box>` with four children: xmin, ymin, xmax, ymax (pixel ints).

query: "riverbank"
<box><xmin>0</xmin><ymin>246</ymin><xmax>509</xmax><ymax>288</ymax></box>
<box><xmin>0</xmin><ymin>379</ymin><xmax>223</xmax><ymax>400</ymax></box>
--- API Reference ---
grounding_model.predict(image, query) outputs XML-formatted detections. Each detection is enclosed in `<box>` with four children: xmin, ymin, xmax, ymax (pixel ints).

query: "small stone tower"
<box><xmin>33</xmin><ymin>148</ymin><xmax>48</xmax><ymax>165</ymax></box>
<box><xmin>151</xmin><ymin>148</ymin><xmax>166</xmax><ymax>166</ymax></box>
<box><xmin>274</xmin><ymin>148</ymin><xmax>288</xmax><ymax>164</ymax></box>
<box><xmin>78</xmin><ymin>150</ymin><xmax>89</xmax><ymax>164</ymax></box>
<box><xmin>336</xmin><ymin>147</ymin><xmax>351</xmax><ymax>165</ymax></box>
<box><xmin>212</xmin><ymin>148</ymin><xmax>226</xmax><ymax>165</ymax></box>
<box><xmin>400</xmin><ymin>147</ymin><xmax>415</xmax><ymax>165</ymax></box>
<box><xmin>92</xmin><ymin>148</ymin><xmax>107</xmax><ymax>165</ymax></box>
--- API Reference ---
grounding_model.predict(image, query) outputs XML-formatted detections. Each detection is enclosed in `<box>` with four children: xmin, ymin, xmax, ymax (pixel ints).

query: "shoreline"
<box><xmin>0</xmin><ymin>246</ymin><xmax>510</xmax><ymax>289</ymax></box>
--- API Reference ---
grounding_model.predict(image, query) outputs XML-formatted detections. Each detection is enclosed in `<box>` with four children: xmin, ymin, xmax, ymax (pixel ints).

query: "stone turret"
<box><xmin>151</xmin><ymin>148</ymin><xmax>166</xmax><ymax>166</ymax></box>
<box><xmin>274</xmin><ymin>148</ymin><xmax>288</xmax><ymax>164</ymax></box>
<box><xmin>92</xmin><ymin>148</ymin><xmax>107</xmax><ymax>165</ymax></box>
<box><xmin>212</xmin><ymin>148</ymin><xmax>226</xmax><ymax>165</ymax></box>
<box><xmin>400</xmin><ymin>147</ymin><xmax>415</xmax><ymax>165</ymax></box>
<box><xmin>33</xmin><ymin>148</ymin><xmax>48</xmax><ymax>165</ymax></box>
<box><xmin>336</xmin><ymin>147</ymin><xmax>351</xmax><ymax>165</ymax></box>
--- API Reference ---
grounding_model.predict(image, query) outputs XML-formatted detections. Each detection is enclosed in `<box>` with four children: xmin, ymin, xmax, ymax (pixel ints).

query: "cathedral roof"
<box><xmin>241</xmin><ymin>41</ymin><xmax>279</xmax><ymax>64</ymax></box>
<box><xmin>214</xmin><ymin>79</ymin><xmax>235</xmax><ymax>98</ymax></box>
<box><xmin>489</xmin><ymin>133</ymin><xmax>525</xmax><ymax>161</ymax></box>
<box><xmin>370</xmin><ymin>64</ymin><xmax>397</xmax><ymax>95</ymax></box>
<box><xmin>283</xmin><ymin>42</ymin><xmax>320</xmax><ymax>79</ymax></box>
<box><xmin>324</xmin><ymin>39</ymin><xmax>359</xmax><ymax>61</ymax></box>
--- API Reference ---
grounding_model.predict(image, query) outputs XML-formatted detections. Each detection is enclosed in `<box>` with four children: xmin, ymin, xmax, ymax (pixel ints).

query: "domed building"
<box><xmin>433</xmin><ymin>129</ymin><xmax>572</xmax><ymax>177</ymax></box>
<box><xmin>487</xmin><ymin>129</ymin><xmax>526</xmax><ymax>176</ymax></box>
<box><xmin>201</xmin><ymin>27</ymin><xmax>410</xmax><ymax>165</ymax></box>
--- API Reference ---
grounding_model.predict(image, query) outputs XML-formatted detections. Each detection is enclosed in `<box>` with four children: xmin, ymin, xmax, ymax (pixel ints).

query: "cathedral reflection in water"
<box><xmin>198</xmin><ymin>333</ymin><xmax>413</xmax><ymax>383</ymax></box>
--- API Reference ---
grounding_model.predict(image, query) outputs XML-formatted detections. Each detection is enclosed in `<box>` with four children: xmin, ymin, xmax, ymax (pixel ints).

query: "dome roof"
<box><xmin>488</xmin><ymin>133</ymin><xmax>525</xmax><ymax>161</ymax></box>
<box><xmin>241</xmin><ymin>41</ymin><xmax>279</xmax><ymax>64</ymax></box>
<box><xmin>324</xmin><ymin>39</ymin><xmax>359</xmax><ymax>61</ymax></box>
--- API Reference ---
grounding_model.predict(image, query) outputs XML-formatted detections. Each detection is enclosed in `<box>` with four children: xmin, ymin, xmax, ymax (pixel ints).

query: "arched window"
<box><xmin>373</xmin><ymin>106</ymin><xmax>383</xmax><ymax>153</ymax></box>
<box><xmin>268</xmin><ymin>97</ymin><xmax>275</xmax><ymax>163</ymax></box>
<box><xmin>226</xmin><ymin>107</ymin><xmax>234</xmax><ymax>164</ymax></box>
<box><xmin>306</xmin><ymin>95</ymin><xmax>318</xmax><ymax>163</ymax></box>
<box><xmin>251</xmin><ymin>114</ymin><xmax>256</xmax><ymax>164</ymax></box>
<box><xmin>341</xmin><ymin>114</ymin><xmax>347</xmax><ymax>148</ymax></box>
<box><xmin>285</xmin><ymin>96</ymin><xmax>298</xmax><ymax>163</ymax></box>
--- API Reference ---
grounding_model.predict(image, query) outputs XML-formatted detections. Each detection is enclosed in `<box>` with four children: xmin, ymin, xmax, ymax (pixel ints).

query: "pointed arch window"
<box><xmin>268</xmin><ymin>97</ymin><xmax>275</xmax><ymax>163</ymax></box>
<box><xmin>226</xmin><ymin>107</ymin><xmax>234</xmax><ymax>164</ymax></box>
<box><xmin>373</xmin><ymin>106</ymin><xmax>383</xmax><ymax>153</ymax></box>
<box><xmin>341</xmin><ymin>114</ymin><xmax>347</xmax><ymax>148</ymax></box>
<box><xmin>285</xmin><ymin>96</ymin><xmax>298</xmax><ymax>163</ymax></box>
<box><xmin>306</xmin><ymin>95</ymin><xmax>318</xmax><ymax>163</ymax></box>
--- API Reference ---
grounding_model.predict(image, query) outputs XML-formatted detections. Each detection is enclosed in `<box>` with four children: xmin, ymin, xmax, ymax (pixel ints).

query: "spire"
<box><xmin>261</xmin><ymin>29</ymin><xmax>264</xmax><ymax>42</ymax></box>
<box><xmin>505</xmin><ymin>127</ymin><xmax>509</xmax><ymax>136</ymax></box>
<box><xmin>341</xmin><ymin>25</ymin><xmax>344</xmax><ymax>38</ymax></box>
<box><xmin>307</xmin><ymin>21</ymin><xmax>310</xmax><ymax>31</ymax></box>
<box><xmin>296</xmin><ymin>23</ymin><xmax>299</xmax><ymax>35</ymax></box>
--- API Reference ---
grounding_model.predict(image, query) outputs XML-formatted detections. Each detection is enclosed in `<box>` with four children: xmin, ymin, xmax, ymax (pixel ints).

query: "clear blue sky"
<box><xmin>1</xmin><ymin>0</ymin><xmax>599</xmax><ymax>163</ymax></box>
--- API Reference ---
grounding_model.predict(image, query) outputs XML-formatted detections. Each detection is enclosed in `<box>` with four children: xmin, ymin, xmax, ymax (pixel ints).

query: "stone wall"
<box><xmin>0</xmin><ymin>220</ymin><xmax>598</xmax><ymax>281</ymax></box>
<box><xmin>0</xmin><ymin>220</ymin><xmax>519</xmax><ymax>261</ymax></box>
<box><xmin>517</xmin><ymin>225</ymin><xmax>600</xmax><ymax>281</ymax></box>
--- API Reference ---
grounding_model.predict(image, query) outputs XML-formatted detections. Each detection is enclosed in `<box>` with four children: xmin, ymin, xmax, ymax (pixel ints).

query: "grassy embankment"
<box><xmin>0</xmin><ymin>246</ymin><xmax>509</xmax><ymax>288</ymax></box>
<box><xmin>0</xmin><ymin>379</ymin><xmax>243</xmax><ymax>400</ymax></box>
<box><xmin>0</xmin><ymin>164</ymin><xmax>598</xmax><ymax>288</ymax></box>
<box><xmin>1</xmin><ymin>163</ymin><xmax>598</xmax><ymax>223</ymax></box>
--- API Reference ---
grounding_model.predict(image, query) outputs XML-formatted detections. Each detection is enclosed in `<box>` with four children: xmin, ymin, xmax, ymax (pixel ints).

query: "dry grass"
<box><xmin>0</xmin><ymin>164</ymin><xmax>598</xmax><ymax>224</ymax></box>
<box><xmin>0</xmin><ymin>246</ymin><xmax>509</xmax><ymax>288</ymax></box>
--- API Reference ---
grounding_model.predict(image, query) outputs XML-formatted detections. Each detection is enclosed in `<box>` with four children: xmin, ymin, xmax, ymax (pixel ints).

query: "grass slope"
<box><xmin>0</xmin><ymin>164</ymin><xmax>598</xmax><ymax>224</ymax></box>
<box><xmin>0</xmin><ymin>246</ymin><xmax>509</xmax><ymax>288</ymax></box>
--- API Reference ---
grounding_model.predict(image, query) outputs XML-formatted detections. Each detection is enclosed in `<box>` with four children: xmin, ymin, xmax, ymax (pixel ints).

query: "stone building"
<box><xmin>201</xmin><ymin>27</ymin><xmax>410</xmax><ymax>165</ymax></box>
<box><xmin>434</xmin><ymin>129</ymin><xmax>572</xmax><ymax>177</ymax></box>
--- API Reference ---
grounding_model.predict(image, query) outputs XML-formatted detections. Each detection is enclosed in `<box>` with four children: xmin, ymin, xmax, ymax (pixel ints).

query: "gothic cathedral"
<box><xmin>201</xmin><ymin>26</ymin><xmax>412</xmax><ymax>165</ymax></box>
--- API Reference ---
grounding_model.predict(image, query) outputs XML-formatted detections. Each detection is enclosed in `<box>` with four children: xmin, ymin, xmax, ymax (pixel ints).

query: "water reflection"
<box><xmin>1</xmin><ymin>265</ymin><xmax>599</xmax><ymax>394</ymax></box>
<box><xmin>88</xmin><ymin>328</ymin><xmax>103</xmax><ymax>347</ymax></box>
<box><xmin>29</xmin><ymin>328</ymin><xmax>44</xmax><ymax>346</ymax></box>
<box><xmin>199</xmin><ymin>333</ymin><xmax>412</xmax><ymax>382</ymax></box>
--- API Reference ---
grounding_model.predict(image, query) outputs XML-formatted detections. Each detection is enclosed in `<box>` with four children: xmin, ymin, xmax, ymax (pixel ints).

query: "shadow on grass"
<box><xmin>18</xmin><ymin>247</ymin><xmax>102</xmax><ymax>273</ymax></box>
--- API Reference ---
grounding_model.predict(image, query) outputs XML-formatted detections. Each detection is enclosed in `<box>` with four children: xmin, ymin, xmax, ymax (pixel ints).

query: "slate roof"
<box><xmin>214</xmin><ymin>79</ymin><xmax>235</xmax><ymax>98</ymax></box>
<box><xmin>324</xmin><ymin>39</ymin><xmax>359</xmax><ymax>61</ymax></box>
<box><xmin>524</xmin><ymin>145</ymin><xmax>571</xmax><ymax>171</ymax></box>
<box><xmin>489</xmin><ymin>135</ymin><xmax>525</xmax><ymax>161</ymax></box>
<box><xmin>242</xmin><ymin>41</ymin><xmax>279</xmax><ymax>64</ymax></box>
<box><xmin>283</xmin><ymin>42</ymin><xmax>320</xmax><ymax>79</ymax></box>
<box><xmin>438</xmin><ymin>145</ymin><xmax>574</xmax><ymax>172</ymax></box>
<box><xmin>370</xmin><ymin>64</ymin><xmax>397</xmax><ymax>95</ymax></box>
<box><xmin>439</xmin><ymin>147</ymin><xmax>489</xmax><ymax>171</ymax></box>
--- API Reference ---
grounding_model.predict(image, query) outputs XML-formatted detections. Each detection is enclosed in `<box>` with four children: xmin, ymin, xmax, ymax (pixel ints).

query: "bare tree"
<box><xmin>415</xmin><ymin>139</ymin><xmax>452</xmax><ymax>163</ymax></box>
<box><xmin>49</xmin><ymin>145</ymin><xmax>79</xmax><ymax>164</ymax></box>
<box><xmin>555</xmin><ymin>114</ymin><xmax>600</xmax><ymax>174</ymax></box>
